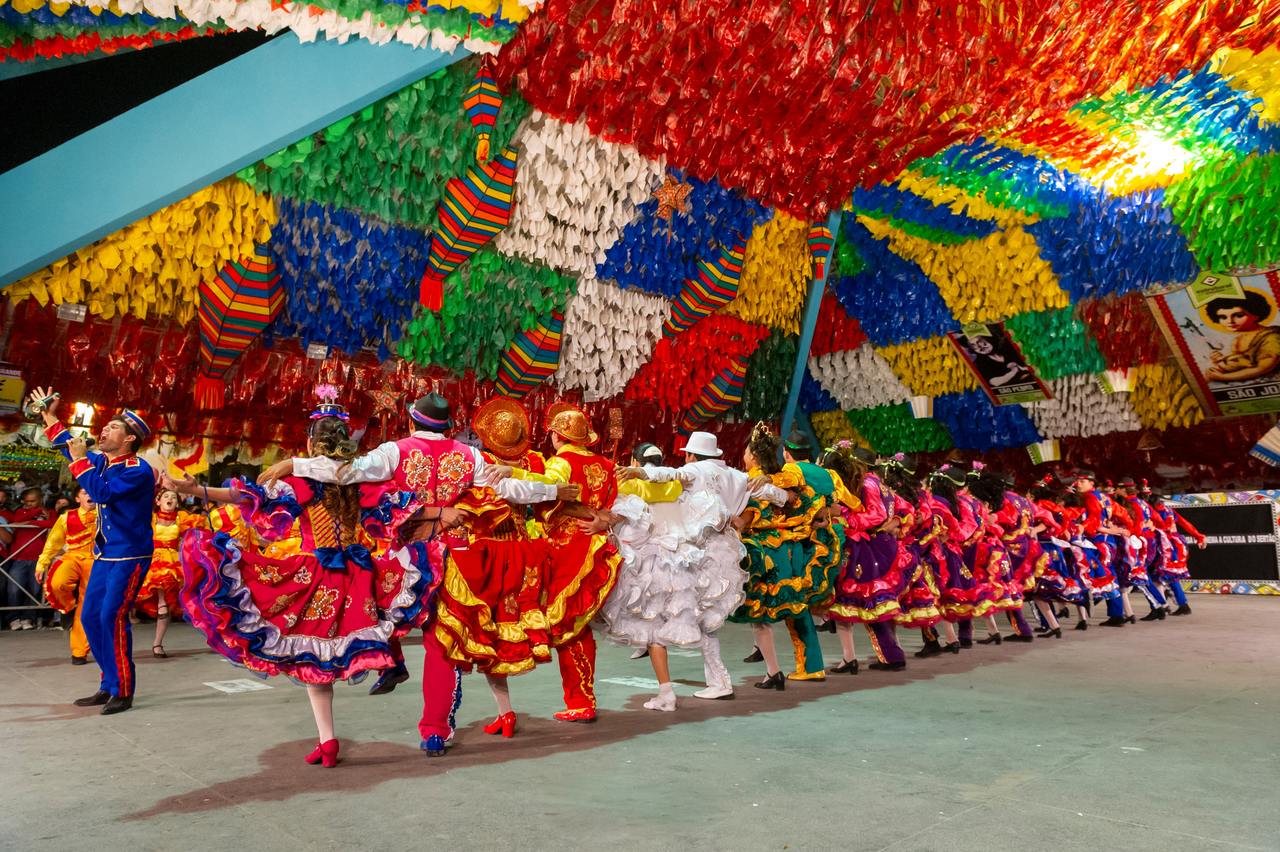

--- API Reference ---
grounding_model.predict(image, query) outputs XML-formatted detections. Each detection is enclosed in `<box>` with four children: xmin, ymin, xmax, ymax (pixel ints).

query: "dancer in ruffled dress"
<box><xmin>1028</xmin><ymin>476</ymin><xmax>1089</xmax><ymax>632</ymax></box>
<box><xmin>923</xmin><ymin>465</ymin><xmax>996</xmax><ymax>650</ymax></box>
<box><xmin>612</xmin><ymin>432</ymin><xmax>752</xmax><ymax>709</ymax></box>
<box><xmin>1074</xmin><ymin>471</ymin><xmax>1135</xmax><ymax>627</ymax></box>
<box><xmin>974</xmin><ymin>472</ymin><xmax>1041</xmax><ymax>643</ymax></box>
<box><xmin>172</xmin><ymin>392</ymin><xmax>438</xmax><ymax>768</ymax></box>
<box><xmin>1148</xmin><ymin>485</ymin><xmax>1205</xmax><ymax>616</ymax></box>
<box><xmin>958</xmin><ymin>467</ymin><xmax>1017</xmax><ymax>645</ymax></box>
<box><xmin>137</xmin><ymin>489</ymin><xmax>196</xmax><ymax>659</ymax></box>
<box><xmin>1118</xmin><ymin>477</ymin><xmax>1172</xmax><ymax>621</ymax></box>
<box><xmin>881</xmin><ymin>457</ymin><xmax>945</xmax><ymax>664</ymax></box>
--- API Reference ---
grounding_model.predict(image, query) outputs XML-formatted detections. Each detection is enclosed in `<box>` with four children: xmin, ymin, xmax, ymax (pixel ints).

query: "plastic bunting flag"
<box><xmin>419</xmin><ymin>147</ymin><xmax>519</xmax><ymax>310</ymax></box>
<box><xmin>663</xmin><ymin>239</ymin><xmax>747</xmax><ymax>335</ymax></box>
<box><xmin>808</xmin><ymin>222</ymin><xmax>833</xmax><ymax>279</ymax></box>
<box><xmin>195</xmin><ymin>245</ymin><xmax>283</xmax><ymax>410</ymax></box>
<box><xmin>676</xmin><ymin>357</ymin><xmax>749</xmax><ymax>433</ymax></box>
<box><xmin>495</xmin><ymin>310</ymin><xmax>565</xmax><ymax>398</ymax></box>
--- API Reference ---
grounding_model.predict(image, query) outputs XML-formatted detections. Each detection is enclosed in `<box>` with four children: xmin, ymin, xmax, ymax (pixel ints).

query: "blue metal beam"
<box><xmin>0</xmin><ymin>33</ymin><xmax>468</xmax><ymax>287</ymax></box>
<box><xmin>780</xmin><ymin>209</ymin><xmax>843</xmax><ymax>440</ymax></box>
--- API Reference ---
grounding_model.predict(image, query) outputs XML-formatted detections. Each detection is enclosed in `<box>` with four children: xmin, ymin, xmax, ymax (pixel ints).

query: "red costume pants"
<box><xmin>555</xmin><ymin>628</ymin><xmax>597</xmax><ymax>712</ymax></box>
<box><xmin>418</xmin><ymin>631</ymin><xmax>461</xmax><ymax>741</ymax></box>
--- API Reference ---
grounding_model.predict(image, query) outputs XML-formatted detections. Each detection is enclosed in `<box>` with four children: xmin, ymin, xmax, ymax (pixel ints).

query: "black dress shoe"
<box><xmin>368</xmin><ymin>666</ymin><xmax>410</xmax><ymax>696</ymax></box>
<box><xmin>914</xmin><ymin>641</ymin><xmax>943</xmax><ymax>658</ymax></box>
<box><xmin>1125</xmin><ymin>615</ymin><xmax>1137</xmax><ymax>624</ymax></box>
<box><xmin>817</xmin><ymin>620</ymin><xmax>837</xmax><ymax>634</ymax></box>
<box><xmin>753</xmin><ymin>671</ymin><xmax>786</xmax><ymax>690</ymax></box>
<box><xmin>1157</xmin><ymin>608</ymin><xmax>1167</xmax><ymax>620</ymax></box>
<box><xmin>943</xmin><ymin>641</ymin><xmax>961</xmax><ymax>654</ymax></box>
<box><xmin>70</xmin><ymin>656</ymin><xmax>88</xmax><ymax>666</ymax></box>
<box><xmin>1140</xmin><ymin>610</ymin><xmax>1163</xmax><ymax>622</ymax></box>
<box><xmin>1100</xmin><ymin>616</ymin><xmax>1126</xmax><ymax>627</ymax></box>
<box><xmin>743</xmin><ymin>647</ymin><xmax>764</xmax><ymax>664</ymax></box>
<box><xmin>1074</xmin><ymin>619</ymin><xmax>1089</xmax><ymax>631</ymax></box>
<box><xmin>827</xmin><ymin>658</ymin><xmax>859</xmax><ymax>675</ymax></box>
<box><xmin>101</xmin><ymin>695</ymin><xmax>133</xmax><ymax>715</ymax></box>
<box><xmin>74</xmin><ymin>690</ymin><xmax>110</xmax><ymax>707</ymax></box>
<box><xmin>1057</xmin><ymin>607</ymin><xmax>1070</xmax><ymax>618</ymax></box>
<box><xmin>977</xmin><ymin>633</ymin><xmax>1003</xmax><ymax>645</ymax></box>
<box><xmin>1006</xmin><ymin>633</ymin><xmax>1034</xmax><ymax>643</ymax></box>
<box><xmin>959</xmin><ymin>638</ymin><xmax>973</xmax><ymax>648</ymax></box>
<box><xmin>867</xmin><ymin>660</ymin><xmax>907</xmax><ymax>672</ymax></box>
<box><xmin>1172</xmin><ymin>604</ymin><xmax>1192</xmax><ymax>616</ymax></box>
<box><xmin>1046</xmin><ymin>627</ymin><xmax>1062</xmax><ymax>639</ymax></box>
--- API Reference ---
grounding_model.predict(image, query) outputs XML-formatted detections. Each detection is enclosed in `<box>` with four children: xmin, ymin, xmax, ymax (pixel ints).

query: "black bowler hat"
<box><xmin>408</xmin><ymin>393</ymin><xmax>452</xmax><ymax>431</ymax></box>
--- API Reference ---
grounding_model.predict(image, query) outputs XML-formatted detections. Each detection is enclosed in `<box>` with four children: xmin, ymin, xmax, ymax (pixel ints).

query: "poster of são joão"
<box><xmin>1149</xmin><ymin>269</ymin><xmax>1280</xmax><ymax>417</ymax></box>
<box><xmin>947</xmin><ymin>322</ymin><xmax>1052</xmax><ymax>405</ymax></box>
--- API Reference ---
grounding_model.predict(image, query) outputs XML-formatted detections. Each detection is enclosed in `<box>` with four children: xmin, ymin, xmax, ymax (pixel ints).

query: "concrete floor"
<box><xmin>1</xmin><ymin>595</ymin><xmax>1277</xmax><ymax>852</ymax></box>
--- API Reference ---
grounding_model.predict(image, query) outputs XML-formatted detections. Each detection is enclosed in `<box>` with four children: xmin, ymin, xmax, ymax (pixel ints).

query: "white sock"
<box><xmin>658</xmin><ymin>682</ymin><xmax>675</xmax><ymax>697</ymax></box>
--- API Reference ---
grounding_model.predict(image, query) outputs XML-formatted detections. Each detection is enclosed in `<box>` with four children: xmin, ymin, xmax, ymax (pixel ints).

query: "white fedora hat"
<box><xmin>677</xmin><ymin>431</ymin><xmax>722</xmax><ymax>458</ymax></box>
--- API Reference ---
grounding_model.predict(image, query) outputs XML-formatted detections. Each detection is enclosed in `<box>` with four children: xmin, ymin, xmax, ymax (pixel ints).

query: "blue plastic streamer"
<box><xmin>829</xmin><ymin>218</ymin><xmax>958</xmax><ymax>347</ymax></box>
<box><xmin>268</xmin><ymin>197</ymin><xmax>429</xmax><ymax>360</ymax></box>
<box><xmin>1027</xmin><ymin>186</ymin><xmax>1199</xmax><ymax>302</ymax></box>
<box><xmin>933</xmin><ymin>389</ymin><xmax>1042</xmax><ymax>451</ymax></box>
<box><xmin>596</xmin><ymin>170</ymin><xmax>768</xmax><ymax>298</ymax></box>
<box><xmin>851</xmin><ymin>183</ymin><xmax>997</xmax><ymax>240</ymax></box>
<box><xmin>799</xmin><ymin>369</ymin><xmax>839</xmax><ymax>413</ymax></box>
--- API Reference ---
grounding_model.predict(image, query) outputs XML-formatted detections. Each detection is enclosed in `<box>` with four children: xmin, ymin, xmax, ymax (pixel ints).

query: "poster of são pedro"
<box><xmin>1149</xmin><ymin>269</ymin><xmax>1280</xmax><ymax>417</ymax></box>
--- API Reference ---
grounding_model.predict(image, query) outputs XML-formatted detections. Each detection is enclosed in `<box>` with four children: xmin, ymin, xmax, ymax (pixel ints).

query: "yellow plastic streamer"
<box><xmin>1214</xmin><ymin>46</ymin><xmax>1280</xmax><ymax>123</ymax></box>
<box><xmin>1128</xmin><ymin>363</ymin><xmax>1205</xmax><ymax>430</ymax></box>
<box><xmin>7</xmin><ymin>179</ymin><xmax>274</xmax><ymax>325</ymax></box>
<box><xmin>859</xmin><ymin>215</ymin><xmax>1068</xmax><ymax>323</ymax></box>
<box><xmin>875</xmin><ymin>335</ymin><xmax>978</xmax><ymax>398</ymax></box>
<box><xmin>721</xmin><ymin>210</ymin><xmax>810</xmax><ymax>334</ymax></box>
<box><xmin>810</xmin><ymin>410</ymin><xmax>868</xmax><ymax>451</ymax></box>
<box><xmin>894</xmin><ymin>171</ymin><xmax>1040</xmax><ymax>229</ymax></box>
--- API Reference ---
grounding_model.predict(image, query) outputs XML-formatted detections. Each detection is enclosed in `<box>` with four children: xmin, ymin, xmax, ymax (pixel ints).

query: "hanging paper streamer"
<box><xmin>495</xmin><ymin>310</ymin><xmax>565</xmax><ymax>399</ymax></box>
<box><xmin>722</xmin><ymin>211</ymin><xmax>811</xmax><ymax>333</ymax></box>
<box><xmin>851</xmin><ymin>184</ymin><xmax>998</xmax><ymax>243</ymax></box>
<box><xmin>810</xmin><ymin>292</ymin><xmax>867</xmax><ymax>357</ymax></box>
<box><xmin>555</xmin><ymin>278</ymin><xmax>670</xmax><ymax>402</ymax></box>
<box><xmin>493</xmin><ymin>112</ymin><xmax>665</xmax><ymax>278</ymax></box>
<box><xmin>625</xmin><ymin>314</ymin><xmax>768</xmax><ymax>413</ymax></box>
<box><xmin>1078</xmin><ymin>294</ymin><xmax>1167</xmax><ymax>369</ymax></box>
<box><xmin>876</xmin><ymin>336</ymin><xmax>978</xmax><ymax>398</ymax></box>
<box><xmin>676</xmin><ymin>357</ymin><xmax>749</xmax><ymax>434</ymax></box>
<box><xmin>1004</xmin><ymin>307</ymin><xmax>1106</xmax><ymax>381</ymax></box>
<box><xmin>807</xmin><ymin>222</ymin><xmax>833</xmax><ymax>280</ymax></box>
<box><xmin>933</xmin><ymin>390</ymin><xmax>1042</xmax><ymax>451</ymax></box>
<box><xmin>195</xmin><ymin>245</ymin><xmax>283</xmax><ymax>410</ymax></box>
<box><xmin>1129</xmin><ymin>364</ymin><xmax>1206</xmax><ymax>430</ymax></box>
<box><xmin>847</xmin><ymin>404</ymin><xmax>952</xmax><ymax>455</ymax></box>
<box><xmin>1026</xmin><ymin>439</ymin><xmax>1061</xmax><ymax>464</ymax></box>
<box><xmin>420</xmin><ymin>146</ymin><xmax>519</xmax><ymax>309</ymax></box>
<box><xmin>831</xmin><ymin>219</ymin><xmax>958</xmax><ymax>346</ymax></box>
<box><xmin>238</xmin><ymin>62</ymin><xmax>530</xmax><ymax>232</ymax></box>
<box><xmin>463</xmin><ymin>66</ymin><xmax>502</xmax><ymax>161</ymax></box>
<box><xmin>808</xmin><ymin>345</ymin><xmax>911</xmax><ymax>411</ymax></box>
<box><xmin>596</xmin><ymin>171</ymin><xmax>767</xmax><ymax>298</ymax></box>
<box><xmin>810</xmin><ymin>410</ymin><xmax>866</xmax><ymax>451</ymax></box>
<box><xmin>6</xmin><ymin>178</ymin><xmax>273</xmax><ymax>324</ymax></box>
<box><xmin>663</xmin><ymin>240</ymin><xmax>746</xmax><ymax>335</ymax></box>
<box><xmin>895</xmin><ymin>170</ymin><xmax>1041</xmax><ymax>230</ymax></box>
<box><xmin>798</xmin><ymin>370</ymin><xmax>838</xmax><ymax>414</ymax></box>
<box><xmin>1165</xmin><ymin>152</ymin><xmax>1280</xmax><ymax>273</ymax></box>
<box><xmin>270</xmin><ymin>198</ymin><xmax>429</xmax><ymax>359</ymax></box>
<box><xmin>1026</xmin><ymin>374</ymin><xmax>1142</xmax><ymax>439</ymax></box>
<box><xmin>734</xmin><ymin>332</ymin><xmax>798</xmax><ymax>420</ymax></box>
<box><xmin>910</xmin><ymin>139</ymin><xmax>1076</xmax><ymax>222</ymax></box>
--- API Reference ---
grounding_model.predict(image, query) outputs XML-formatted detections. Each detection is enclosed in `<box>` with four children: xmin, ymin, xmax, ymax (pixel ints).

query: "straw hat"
<box><xmin>472</xmin><ymin>398</ymin><xmax>531</xmax><ymax>462</ymax></box>
<box><xmin>545</xmin><ymin>402</ymin><xmax>599</xmax><ymax>446</ymax></box>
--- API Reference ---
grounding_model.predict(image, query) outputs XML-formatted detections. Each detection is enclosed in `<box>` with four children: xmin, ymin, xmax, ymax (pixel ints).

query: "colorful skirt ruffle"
<box><xmin>181</xmin><ymin>531</ymin><xmax>441</xmax><ymax>684</ymax></box>
<box><xmin>1033</xmin><ymin>540</ymin><xmax>1086</xmax><ymax>604</ymax></box>
<box><xmin>821</xmin><ymin>532</ymin><xmax>905</xmax><ymax>623</ymax></box>
<box><xmin>730</xmin><ymin>523</ymin><xmax>841</xmax><ymax>624</ymax></box>
<box><xmin>137</xmin><ymin>547</ymin><xmax>183</xmax><ymax>617</ymax></box>
<box><xmin>1076</xmin><ymin>538</ymin><xmax>1118</xmax><ymax>599</ymax></box>
<box><xmin>435</xmin><ymin>537</ymin><xmax>554</xmax><ymax>676</ymax></box>
<box><xmin>1150</xmin><ymin>533</ymin><xmax>1191</xmax><ymax>582</ymax></box>
<box><xmin>896</xmin><ymin>541</ymin><xmax>942</xmax><ymax>628</ymax></box>
<box><xmin>942</xmin><ymin>540</ymin><xmax>1005</xmax><ymax>619</ymax></box>
<box><xmin>542</xmin><ymin>531</ymin><xmax>621</xmax><ymax>648</ymax></box>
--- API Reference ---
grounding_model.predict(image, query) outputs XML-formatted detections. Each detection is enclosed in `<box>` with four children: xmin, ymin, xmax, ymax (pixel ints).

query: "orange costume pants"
<box><xmin>44</xmin><ymin>554</ymin><xmax>92</xmax><ymax>659</ymax></box>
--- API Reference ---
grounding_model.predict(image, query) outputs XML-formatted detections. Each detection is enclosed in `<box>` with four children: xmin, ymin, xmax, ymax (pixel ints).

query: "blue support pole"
<box><xmin>780</xmin><ymin>209</ymin><xmax>843</xmax><ymax>441</ymax></box>
<box><xmin>0</xmin><ymin>33</ymin><xmax>468</xmax><ymax>287</ymax></box>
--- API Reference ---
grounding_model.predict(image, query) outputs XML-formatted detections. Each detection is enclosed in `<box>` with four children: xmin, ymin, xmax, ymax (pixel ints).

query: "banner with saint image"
<box><xmin>1147</xmin><ymin>269</ymin><xmax>1280</xmax><ymax>417</ymax></box>
<box><xmin>947</xmin><ymin>322</ymin><xmax>1052</xmax><ymax>405</ymax></box>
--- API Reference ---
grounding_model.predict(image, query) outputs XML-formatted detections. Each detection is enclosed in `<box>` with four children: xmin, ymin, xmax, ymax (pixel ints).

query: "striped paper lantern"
<box><xmin>195</xmin><ymin>245</ymin><xmax>283</xmax><ymax>410</ymax></box>
<box><xmin>808</xmin><ymin>222</ymin><xmax>833</xmax><ymax>279</ymax></box>
<box><xmin>463</xmin><ymin>67</ymin><xmax>502</xmax><ymax>160</ymax></box>
<box><xmin>419</xmin><ymin>147</ymin><xmax>519</xmax><ymax>310</ymax></box>
<box><xmin>676</xmin><ymin>357</ymin><xmax>749</xmax><ymax>433</ymax></box>
<box><xmin>495</xmin><ymin>310</ymin><xmax>565</xmax><ymax>398</ymax></box>
<box><xmin>663</xmin><ymin>239</ymin><xmax>746</xmax><ymax>335</ymax></box>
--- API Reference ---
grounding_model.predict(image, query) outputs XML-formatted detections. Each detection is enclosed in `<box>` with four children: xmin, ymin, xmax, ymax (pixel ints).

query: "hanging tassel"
<box><xmin>419</xmin><ymin>270</ymin><xmax>445</xmax><ymax>312</ymax></box>
<box><xmin>195</xmin><ymin>372</ymin><xmax>225</xmax><ymax>410</ymax></box>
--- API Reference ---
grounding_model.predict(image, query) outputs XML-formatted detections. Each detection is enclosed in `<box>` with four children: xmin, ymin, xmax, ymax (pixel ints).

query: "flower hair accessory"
<box><xmin>310</xmin><ymin>383</ymin><xmax>350</xmax><ymax>421</ymax></box>
<box><xmin>971</xmin><ymin>461</ymin><xmax>986</xmax><ymax>471</ymax></box>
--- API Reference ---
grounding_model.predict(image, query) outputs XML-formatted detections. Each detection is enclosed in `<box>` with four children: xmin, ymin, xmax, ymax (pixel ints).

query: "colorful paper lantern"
<box><xmin>195</xmin><ymin>245</ymin><xmax>283</xmax><ymax>410</ymax></box>
<box><xmin>663</xmin><ymin>239</ymin><xmax>747</xmax><ymax>335</ymax></box>
<box><xmin>808</xmin><ymin>223</ymin><xmax>833</xmax><ymax>280</ymax></box>
<box><xmin>677</xmin><ymin>357</ymin><xmax>749</xmax><ymax>434</ymax></box>
<box><xmin>495</xmin><ymin>310</ymin><xmax>565</xmax><ymax>399</ymax></box>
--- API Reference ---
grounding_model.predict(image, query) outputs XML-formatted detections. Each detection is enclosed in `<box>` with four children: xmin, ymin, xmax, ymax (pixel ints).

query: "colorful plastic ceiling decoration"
<box><xmin>494</xmin><ymin>309</ymin><xmax>564</xmax><ymax>399</ymax></box>
<box><xmin>676</xmin><ymin>357</ymin><xmax>749</xmax><ymax>434</ymax></box>
<box><xmin>0</xmin><ymin>1</ymin><xmax>217</xmax><ymax>61</ymax></box>
<box><xmin>195</xmin><ymin>245</ymin><xmax>283</xmax><ymax>410</ymax></box>
<box><xmin>662</xmin><ymin>239</ymin><xmax>746</xmax><ymax>336</ymax></box>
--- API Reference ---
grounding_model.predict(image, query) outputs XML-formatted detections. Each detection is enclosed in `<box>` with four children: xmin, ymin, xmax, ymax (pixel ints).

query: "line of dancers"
<box><xmin>27</xmin><ymin>384</ymin><xmax>1205</xmax><ymax>769</ymax></box>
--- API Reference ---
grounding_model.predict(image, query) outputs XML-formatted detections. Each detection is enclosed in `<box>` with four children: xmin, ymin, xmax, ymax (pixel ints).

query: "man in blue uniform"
<box><xmin>30</xmin><ymin>386</ymin><xmax>155</xmax><ymax>715</ymax></box>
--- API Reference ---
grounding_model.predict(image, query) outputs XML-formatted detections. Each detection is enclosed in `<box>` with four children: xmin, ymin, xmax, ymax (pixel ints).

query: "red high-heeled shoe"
<box><xmin>482</xmin><ymin>711</ymin><xmax>517</xmax><ymax>738</ymax></box>
<box><xmin>305</xmin><ymin>738</ymin><xmax>341</xmax><ymax>767</ymax></box>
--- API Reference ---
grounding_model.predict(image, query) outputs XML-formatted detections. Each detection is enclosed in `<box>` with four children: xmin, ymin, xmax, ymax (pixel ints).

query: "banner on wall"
<box><xmin>0</xmin><ymin>363</ymin><xmax>25</xmax><ymax>416</ymax></box>
<box><xmin>1166</xmin><ymin>491</ymin><xmax>1280</xmax><ymax>594</ymax></box>
<box><xmin>947</xmin><ymin>322</ymin><xmax>1052</xmax><ymax>405</ymax></box>
<box><xmin>1148</xmin><ymin>269</ymin><xmax>1280</xmax><ymax>417</ymax></box>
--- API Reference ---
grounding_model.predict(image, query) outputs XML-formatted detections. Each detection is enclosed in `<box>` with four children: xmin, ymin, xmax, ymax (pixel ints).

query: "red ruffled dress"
<box><xmin>137</xmin><ymin>510</ymin><xmax>198</xmax><ymax>618</ymax></box>
<box><xmin>894</xmin><ymin>493</ymin><xmax>943</xmax><ymax>628</ymax></box>
<box><xmin>180</xmin><ymin>476</ymin><xmax>441</xmax><ymax>684</ymax></box>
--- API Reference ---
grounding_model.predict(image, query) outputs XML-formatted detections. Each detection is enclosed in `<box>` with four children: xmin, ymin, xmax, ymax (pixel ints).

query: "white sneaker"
<box><xmin>643</xmin><ymin>691</ymin><xmax>677</xmax><ymax>712</ymax></box>
<box><xmin>693</xmin><ymin>684</ymin><xmax>735</xmax><ymax>700</ymax></box>
<box><xmin>18</xmin><ymin>619</ymin><xmax>34</xmax><ymax>630</ymax></box>
<box><xmin>6</xmin><ymin>623</ymin><xmax>17</xmax><ymax>631</ymax></box>
<box><xmin>630</xmin><ymin>647</ymin><xmax>649</xmax><ymax>659</ymax></box>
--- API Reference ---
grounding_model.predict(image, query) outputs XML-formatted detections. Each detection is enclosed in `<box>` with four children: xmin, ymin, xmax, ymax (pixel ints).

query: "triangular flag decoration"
<box><xmin>808</xmin><ymin>222</ymin><xmax>833</xmax><ymax>280</ymax></box>
<box><xmin>195</xmin><ymin>245</ymin><xmax>283</xmax><ymax>410</ymax></box>
<box><xmin>463</xmin><ymin>66</ymin><xmax>502</xmax><ymax>161</ymax></box>
<box><xmin>676</xmin><ymin>357</ymin><xmax>749</xmax><ymax>434</ymax></box>
<box><xmin>1250</xmin><ymin>425</ymin><xmax>1280</xmax><ymax>467</ymax></box>
<box><xmin>419</xmin><ymin>147</ymin><xmax>519</xmax><ymax>309</ymax></box>
<box><xmin>495</xmin><ymin>311</ymin><xmax>566</xmax><ymax>398</ymax></box>
<box><xmin>1026</xmin><ymin>439</ymin><xmax>1061</xmax><ymax>465</ymax></box>
<box><xmin>663</xmin><ymin>240</ymin><xmax>747</xmax><ymax>336</ymax></box>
